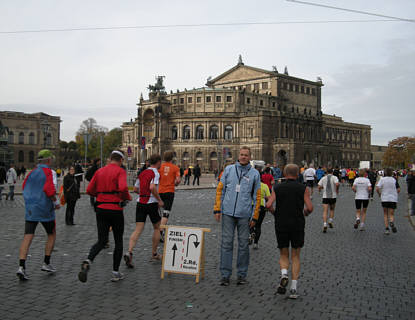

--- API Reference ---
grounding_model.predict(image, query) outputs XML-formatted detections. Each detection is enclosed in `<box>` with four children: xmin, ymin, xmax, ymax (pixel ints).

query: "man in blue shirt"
<box><xmin>316</xmin><ymin>167</ymin><xmax>325</xmax><ymax>182</ymax></box>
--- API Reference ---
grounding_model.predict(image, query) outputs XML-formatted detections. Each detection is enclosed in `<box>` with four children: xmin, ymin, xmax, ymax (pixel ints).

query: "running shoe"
<box><xmin>16</xmin><ymin>267</ymin><xmax>29</xmax><ymax>281</ymax></box>
<box><xmin>41</xmin><ymin>263</ymin><xmax>56</xmax><ymax>273</ymax></box>
<box><xmin>323</xmin><ymin>225</ymin><xmax>327</xmax><ymax>233</ymax></box>
<box><xmin>248</xmin><ymin>232</ymin><xmax>255</xmax><ymax>245</ymax></box>
<box><xmin>78</xmin><ymin>260</ymin><xmax>90</xmax><ymax>283</ymax></box>
<box><xmin>328</xmin><ymin>220</ymin><xmax>334</xmax><ymax>228</ymax></box>
<box><xmin>389</xmin><ymin>222</ymin><xmax>397</xmax><ymax>233</ymax></box>
<box><xmin>150</xmin><ymin>252</ymin><xmax>162</xmax><ymax>262</ymax></box>
<box><xmin>111</xmin><ymin>271</ymin><xmax>124</xmax><ymax>282</ymax></box>
<box><xmin>123</xmin><ymin>252</ymin><xmax>134</xmax><ymax>268</ymax></box>
<box><xmin>384</xmin><ymin>228</ymin><xmax>390</xmax><ymax>235</ymax></box>
<box><xmin>253</xmin><ymin>243</ymin><xmax>259</xmax><ymax>250</ymax></box>
<box><xmin>288</xmin><ymin>289</ymin><xmax>299</xmax><ymax>299</ymax></box>
<box><xmin>354</xmin><ymin>219</ymin><xmax>360</xmax><ymax>229</ymax></box>
<box><xmin>220</xmin><ymin>277</ymin><xmax>230</xmax><ymax>286</ymax></box>
<box><xmin>237</xmin><ymin>276</ymin><xmax>248</xmax><ymax>285</ymax></box>
<box><xmin>359</xmin><ymin>224</ymin><xmax>365</xmax><ymax>231</ymax></box>
<box><xmin>276</xmin><ymin>275</ymin><xmax>289</xmax><ymax>294</ymax></box>
<box><xmin>104</xmin><ymin>241</ymin><xmax>110</xmax><ymax>249</ymax></box>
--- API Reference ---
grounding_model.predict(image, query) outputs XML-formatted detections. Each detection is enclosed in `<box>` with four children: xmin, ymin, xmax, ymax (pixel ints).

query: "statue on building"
<box><xmin>148</xmin><ymin>76</ymin><xmax>166</xmax><ymax>93</ymax></box>
<box><xmin>284</xmin><ymin>66</ymin><xmax>289</xmax><ymax>75</ymax></box>
<box><xmin>237</xmin><ymin>54</ymin><xmax>244</xmax><ymax>65</ymax></box>
<box><xmin>0</xmin><ymin>121</ymin><xmax>9</xmax><ymax>138</ymax></box>
<box><xmin>272</xmin><ymin>65</ymin><xmax>278</xmax><ymax>73</ymax></box>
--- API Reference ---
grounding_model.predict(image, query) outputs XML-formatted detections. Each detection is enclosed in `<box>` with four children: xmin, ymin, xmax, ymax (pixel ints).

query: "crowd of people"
<box><xmin>11</xmin><ymin>147</ymin><xmax>415</xmax><ymax>300</ymax></box>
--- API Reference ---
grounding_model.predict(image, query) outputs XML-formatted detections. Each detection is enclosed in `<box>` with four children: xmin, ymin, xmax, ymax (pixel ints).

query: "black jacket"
<box><xmin>63</xmin><ymin>174</ymin><xmax>80</xmax><ymax>201</ymax></box>
<box><xmin>193</xmin><ymin>166</ymin><xmax>201</xmax><ymax>177</ymax></box>
<box><xmin>85</xmin><ymin>164</ymin><xmax>99</xmax><ymax>182</ymax></box>
<box><xmin>0</xmin><ymin>167</ymin><xmax>6</xmax><ymax>184</ymax></box>
<box><xmin>408</xmin><ymin>175</ymin><xmax>415</xmax><ymax>194</ymax></box>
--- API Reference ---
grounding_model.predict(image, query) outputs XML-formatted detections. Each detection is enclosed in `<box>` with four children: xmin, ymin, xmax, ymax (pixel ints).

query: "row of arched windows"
<box><xmin>7</xmin><ymin>132</ymin><xmax>51</xmax><ymax>145</ymax></box>
<box><xmin>17</xmin><ymin>150</ymin><xmax>36</xmax><ymax>163</ymax></box>
<box><xmin>172</xmin><ymin>125</ymin><xmax>233</xmax><ymax>140</ymax></box>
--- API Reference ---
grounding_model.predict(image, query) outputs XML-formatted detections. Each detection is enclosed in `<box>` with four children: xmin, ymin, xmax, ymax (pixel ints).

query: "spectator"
<box><xmin>6</xmin><ymin>164</ymin><xmax>17</xmax><ymax>201</ymax></box>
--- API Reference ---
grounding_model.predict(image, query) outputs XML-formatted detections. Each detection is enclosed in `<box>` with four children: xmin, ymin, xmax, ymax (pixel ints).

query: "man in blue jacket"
<box><xmin>213</xmin><ymin>146</ymin><xmax>261</xmax><ymax>286</ymax></box>
<box><xmin>16</xmin><ymin>150</ymin><xmax>60</xmax><ymax>281</ymax></box>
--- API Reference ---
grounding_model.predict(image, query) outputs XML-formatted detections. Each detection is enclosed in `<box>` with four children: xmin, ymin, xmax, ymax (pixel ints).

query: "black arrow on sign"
<box><xmin>186</xmin><ymin>234</ymin><xmax>200</xmax><ymax>257</ymax></box>
<box><xmin>172</xmin><ymin>243</ymin><xmax>178</xmax><ymax>266</ymax></box>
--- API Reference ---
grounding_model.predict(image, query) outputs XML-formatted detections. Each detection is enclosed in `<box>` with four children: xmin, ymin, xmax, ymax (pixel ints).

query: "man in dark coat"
<box><xmin>193</xmin><ymin>164</ymin><xmax>201</xmax><ymax>186</ymax></box>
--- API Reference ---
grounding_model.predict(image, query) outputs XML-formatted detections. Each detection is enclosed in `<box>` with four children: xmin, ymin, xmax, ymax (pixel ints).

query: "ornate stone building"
<box><xmin>122</xmin><ymin>59</ymin><xmax>371</xmax><ymax>171</ymax></box>
<box><xmin>0</xmin><ymin>111</ymin><xmax>61</xmax><ymax>168</ymax></box>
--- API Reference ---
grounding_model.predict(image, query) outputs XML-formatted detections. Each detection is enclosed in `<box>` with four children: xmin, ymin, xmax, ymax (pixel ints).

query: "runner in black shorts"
<box><xmin>125</xmin><ymin>154</ymin><xmax>164</xmax><ymax>268</ymax></box>
<box><xmin>352</xmin><ymin>170</ymin><xmax>372</xmax><ymax>231</ymax></box>
<box><xmin>318</xmin><ymin>169</ymin><xmax>340</xmax><ymax>233</ymax></box>
<box><xmin>266</xmin><ymin>164</ymin><xmax>313</xmax><ymax>299</ymax></box>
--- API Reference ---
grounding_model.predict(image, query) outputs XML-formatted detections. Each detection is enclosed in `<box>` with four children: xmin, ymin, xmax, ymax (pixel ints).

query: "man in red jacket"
<box><xmin>78</xmin><ymin>150</ymin><xmax>132</xmax><ymax>283</ymax></box>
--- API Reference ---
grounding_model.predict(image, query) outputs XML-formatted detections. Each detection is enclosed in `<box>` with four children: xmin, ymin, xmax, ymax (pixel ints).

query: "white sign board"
<box><xmin>359</xmin><ymin>161</ymin><xmax>371</xmax><ymax>169</ymax></box>
<box><xmin>162</xmin><ymin>226</ymin><xmax>203</xmax><ymax>275</ymax></box>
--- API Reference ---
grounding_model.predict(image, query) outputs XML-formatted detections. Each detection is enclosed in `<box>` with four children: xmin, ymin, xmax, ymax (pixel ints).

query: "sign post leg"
<box><xmin>201</xmin><ymin>233</ymin><xmax>206</xmax><ymax>279</ymax></box>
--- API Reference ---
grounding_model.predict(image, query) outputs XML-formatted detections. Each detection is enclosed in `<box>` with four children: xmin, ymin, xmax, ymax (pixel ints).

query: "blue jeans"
<box><xmin>8</xmin><ymin>185</ymin><xmax>15</xmax><ymax>200</ymax></box>
<box><xmin>220</xmin><ymin>214</ymin><xmax>250</xmax><ymax>279</ymax></box>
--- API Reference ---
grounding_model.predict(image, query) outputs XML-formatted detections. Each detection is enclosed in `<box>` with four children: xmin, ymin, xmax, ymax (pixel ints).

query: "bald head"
<box><xmin>283</xmin><ymin>164</ymin><xmax>299</xmax><ymax>178</ymax></box>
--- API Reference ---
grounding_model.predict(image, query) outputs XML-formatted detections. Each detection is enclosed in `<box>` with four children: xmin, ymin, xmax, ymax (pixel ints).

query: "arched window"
<box><xmin>224</xmin><ymin>125</ymin><xmax>233</xmax><ymax>140</ymax></box>
<box><xmin>209</xmin><ymin>125</ymin><xmax>218</xmax><ymax>139</ymax></box>
<box><xmin>8</xmin><ymin>131</ymin><xmax>14</xmax><ymax>144</ymax></box>
<box><xmin>18</xmin><ymin>150</ymin><xmax>24</xmax><ymax>162</ymax></box>
<box><xmin>19</xmin><ymin>132</ymin><xmax>24</xmax><ymax>144</ymax></box>
<box><xmin>183</xmin><ymin>152</ymin><xmax>190</xmax><ymax>160</ymax></box>
<box><xmin>196</xmin><ymin>125</ymin><xmax>204</xmax><ymax>140</ymax></box>
<box><xmin>46</xmin><ymin>133</ymin><xmax>52</xmax><ymax>145</ymax></box>
<box><xmin>29</xmin><ymin>132</ymin><xmax>35</xmax><ymax>145</ymax></box>
<box><xmin>183</xmin><ymin>126</ymin><xmax>191</xmax><ymax>140</ymax></box>
<box><xmin>171</xmin><ymin>126</ymin><xmax>178</xmax><ymax>140</ymax></box>
<box><xmin>196</xmin><ymin>151</ymin><xmax>203</xmax><ymax>160</ymax></box>
<box><xmin>29</xmin><ymin>151</ymin><xmax>35</xmax><ymax>163</ymax></box>
<box><xmin>210</xmin><ymin>151</ymin><xmax>218</xmax><ymax>159</ymax></box>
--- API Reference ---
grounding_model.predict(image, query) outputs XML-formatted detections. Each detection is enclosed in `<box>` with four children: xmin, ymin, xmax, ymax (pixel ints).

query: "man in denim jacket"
<box><xmin>214</xmin><ymin>146</ymin><xmax>261</xmax><ymax>286</ymax></box>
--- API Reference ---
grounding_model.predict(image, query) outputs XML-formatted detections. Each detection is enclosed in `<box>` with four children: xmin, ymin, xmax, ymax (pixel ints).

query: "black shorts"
<box><xmin>306</xmin><ymin>180</ymin><xmax>314</xmax><ymax>188</ymax></box>
<box><xmin>322</xmin><ymin>198</ymin><xmax>337</xmax><ymax>205</ymax></box>
<box><xmin>25</xmin><ymin>220</ymin><xmax>56</xmax><ymax>235</ymax></box>
<box><xmin>275</xmin><ymin>229</ymin><xmax>304</xmax><ymax>249</ymax></box>
<box><xmin>160</xmin><ymin>193</ymin><xmax>175</xmax><ymax>212</ymax></box>
<box><xmin>382</xmin><ymin>202</ymin><xmax>397</xmax><ymax>209</ymax></box>
<box><xmin>355</xmin><ymin>199</ymin><xmax>369</xmax><ymax>209</ymax></box>
<box><xmin>136</xmin><ymin>202</ymin><xmax>161</xmax><ymax>224</ymax></box>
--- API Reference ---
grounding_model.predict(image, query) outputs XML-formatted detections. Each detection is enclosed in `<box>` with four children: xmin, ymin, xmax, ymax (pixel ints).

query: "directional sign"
<box><xmin>161</xmin><ymin>225</ymin><xmax>210</xmax><ymax>283</ymax></box>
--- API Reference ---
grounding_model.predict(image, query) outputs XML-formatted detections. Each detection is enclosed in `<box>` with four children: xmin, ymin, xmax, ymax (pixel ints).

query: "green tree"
<box><xmin>383</xmin><ymin>136</ymin><xmax>415</xmax><ymax>168</ymax></box>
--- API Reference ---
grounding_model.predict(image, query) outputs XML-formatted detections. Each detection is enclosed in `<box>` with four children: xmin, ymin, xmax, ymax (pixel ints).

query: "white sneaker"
<box><xmin>111</xmin><ymin>271</ymin><xmax>124</xmax><ymax>282</ymax></box>
<box><xmin>360</xmin><ymin>225</ymin><xmax>365</xmax><ymax>231</ymax></box>
<box><xmin>41</xmin><ymin>263</ymin><xmax>56</xmax><ymax>273</ymax></box>
<box><xmin>253</xmin><ymin>243</ymin><xmax>259</xmax><ymax>250</ymax></box>
<box><xmin>288</xmin><ymin>289</ymin><xmax>299</xmax><ymax>299</ymax></box>
<box><xmin>16</xmin><ymin>267</ymin><xmax>29</xmax><ymax>281</ymax></box>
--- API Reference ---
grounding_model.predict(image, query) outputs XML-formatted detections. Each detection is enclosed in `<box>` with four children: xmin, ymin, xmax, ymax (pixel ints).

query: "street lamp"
<box><xmin>41</xmin><ymin>120</ymin><xmax>50</xmax><ymax>148</ymax></box>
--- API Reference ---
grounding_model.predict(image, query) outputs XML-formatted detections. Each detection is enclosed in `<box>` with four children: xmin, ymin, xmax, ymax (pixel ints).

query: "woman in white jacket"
<box><xmin>6</xmin><ymin>164</ymin><xmax>17</xmax><ymax>200</ymax></box>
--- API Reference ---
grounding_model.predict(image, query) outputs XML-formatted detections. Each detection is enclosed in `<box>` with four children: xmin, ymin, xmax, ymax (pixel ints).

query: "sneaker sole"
<box><xmin>323</xmin><ymin>227</ymin><xmax>327</xmax><ymax>233</ymax></box>
<box><xmin>78</xmin><ymin>270</ymin><xmax>88</xmax><ymax>283</ymax></box>
<box><xmin>276</xmin><ymin>286</ymin><xmax>287</xmax><ymax>294</ymax></box>
<box><xmin>123</xmin><ymin>255</ymin><xmax>134</xmax><ymax>268</ymax></box>
<box><xmin>111</xmin><ymin>277</ymin><xmax>124</xmax><ymax>282</ymax></box>
<box><xmin>354</xmin><ymin>220</ymin><xmax>360</xmax><ymax>229</ymax></box>
<box><xmin>16</xmin><ymin>272</ymin><xmax>28</xmax><ymax>281</ymax></box>
<box><xmin>289</xmin><ymin>293</ymin><xmax>299</xmax><ymax>299</ymax></box>
<box><xmin>41</xmin><ymin>268</ymin><xmax>56</xmax><ymax>273</ymax></box>
<box><xmin>392</xmin><ymin>227</ymin><xmax>397</xmax><ymax>233</ymax></box>
<box><xmin>328</xmin><ymin>223</ymin><xmax>333</xmax><ymax>228</ymax></box>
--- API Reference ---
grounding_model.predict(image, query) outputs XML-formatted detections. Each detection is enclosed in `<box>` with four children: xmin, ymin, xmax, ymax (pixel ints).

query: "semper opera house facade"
<box><xmin>121</xmin><ymin>58</ymin><xmax>371</xmax><ymax>171</ymax></box>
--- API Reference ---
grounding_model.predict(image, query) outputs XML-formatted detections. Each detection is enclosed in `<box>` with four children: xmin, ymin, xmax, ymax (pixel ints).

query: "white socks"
<box><xmin>281</xmin><ymin>269</ymin><xmax>288</xmax><ymax>277</ymax></box>
<box><xmin>291</xmin><ymin>280</ymin><xmax>297</xmax><ymax>291</ymax></box>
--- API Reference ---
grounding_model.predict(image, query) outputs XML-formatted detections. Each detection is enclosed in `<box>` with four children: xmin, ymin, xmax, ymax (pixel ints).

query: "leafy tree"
<box><xmin>383</xmin><ymin>136</ymin><xmax>415</xmax><ymax>168</ymax></box>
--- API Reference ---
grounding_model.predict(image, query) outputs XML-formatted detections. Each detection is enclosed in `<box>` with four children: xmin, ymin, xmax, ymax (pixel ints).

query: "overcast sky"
<box><xmin>1</xmin><ymin>0</ymin><xmax>414</xmax><ymax>145</ymax></box>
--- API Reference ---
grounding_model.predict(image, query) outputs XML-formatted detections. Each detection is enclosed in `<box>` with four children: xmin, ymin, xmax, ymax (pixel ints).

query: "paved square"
<box><xmin>1</xmin><ymin>183</ymin><xmax>414</xmax><ymax>320</ymax></box>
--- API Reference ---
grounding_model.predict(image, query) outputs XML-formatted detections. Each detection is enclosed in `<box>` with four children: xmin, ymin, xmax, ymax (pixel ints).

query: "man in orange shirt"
<box><xmin>158</xmin><ymin>151</ymin><xmax>181</xmax><ymax>242</ymax></box>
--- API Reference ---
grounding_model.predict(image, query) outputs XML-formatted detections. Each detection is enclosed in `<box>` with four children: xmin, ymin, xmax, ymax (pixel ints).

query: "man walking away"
<box><xmin>367</xmin><ymin>169</ymin><xmax>377</xmax><ymax>200</ymax></box>
<box><xmin>78</xmin><ymin>150</ymin><xmax>131</xmax><ymax>283</ymax></box>
<box><xmin>193</xmin><ymin>164</ymin><xmax>201</xmax><ymax>186</ymax></box>
<box><xmin>318</xmin><ymin>168</ymin><xmax>340</xmax><ymax>233</ymax></box>
<box><xmin>124</xmin><ymin>154</ymin><xmax>164</xmax><ymax>268</ymax></box>
<box><xmin>74</xmin><ymin>161</ymin><xmax>83</xmax><ymax>189</ymax></box>
<box><xmin>17</xmin><ymin>150</ymin><xmax>60</xmax><ymax>280</ymax></box>
<box><xmin>303</xmin><ymin>165</ymin><xmax>316</xmax><ymax>199</ymax></box>
<box><xmin>407</xmin><ymin>168</ymin><xmax>415</xmax><ymax>216</ymax></box>
<box><xmin>158</xmin><ymin>151</ymin><xmax>181</xmax><ymax>242</ymax></box>
<box><xmin>213</xmin><ymin>146</ymin><xmax>261</xmax><ymax>286</ymax></box>
<box><xmin>266</xmin><ymin>164</ymin><xmax>313</xmax><ymax>299</ymax></box>
<box><xmin>6</xmin><ymin>164</ymin><xmax>17</xmax><ymax>200</ymax></box>
<box><xmin>0</xmin><ymin>163</ymin><xmax>6</xmax><ymax>200</ymax></box>
<box><xmin>352</xmin><ymin>169</ymin><xmax>372</xmax><ymax>231</ymax></box>
<box><xmin>85</xmin><ymin>158</ymin><xmax>101</xmax><ymax>207</ymax></box>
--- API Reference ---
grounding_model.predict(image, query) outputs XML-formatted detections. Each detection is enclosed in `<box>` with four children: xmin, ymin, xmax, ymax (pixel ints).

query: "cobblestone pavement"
<box><xmin>1</xmin><ymin>181</ymin><xmax>414</xmax><ymax>320</ymax></box>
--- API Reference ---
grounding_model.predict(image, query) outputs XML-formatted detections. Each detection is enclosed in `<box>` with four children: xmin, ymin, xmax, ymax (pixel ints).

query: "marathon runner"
<box><xmin>157</xmin><ymin>151</ymin><xmax>181</xmax><ymax>243</ymax></box>
<box><xmin>303</xmin><ymin>165</ymin><xmax>316</xmax><ymax>199</ymax></box>
<box><xmin>376</xmin><ymin>168</ymin><xmax>400</xmax><ymax>235</ymax></box>
<box><xmin>352</xmin><ymin>169</ymin><xmax>372</xmax><ymax>231</ymax></box>
<box><xmin>266</xmin><ymin>164</ymin><xmax>313</xmax><ymax>299</ymax></box>
<box><xmin>78</xmin><ymin>150</ymin><xmax>131</xmax><ymax>283</ymax></box>
<box><xmin>17</xmin><ymin>150</ymin><xmax>60</xmax><ymax>281</ymax></box>
<box><xmin>318</xmin><ymin>168</ymin><xmax>340</xmax><ymax>233</ymax></box>
<box><xmin>124</xmin><ymin>154</ymin><xmax>164</xmax><ymax>268</ymax></box>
